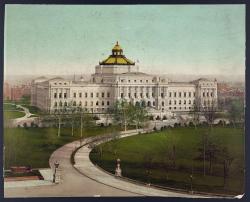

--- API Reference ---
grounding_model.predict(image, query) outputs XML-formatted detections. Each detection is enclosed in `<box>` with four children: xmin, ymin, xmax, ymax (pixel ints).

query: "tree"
<box><xmin>203</xmin><ymin>99</ymin><xmax>217</xmax><ymax>128</ymax></box>
<box><xmin>219</xmin><ymin>147</ymin><xmax>234</xmax><ymax>188</ymax></box>
<box><xmin>67</xmin><ymin>101</ymin><xmax>77</xmax><ymax>136</ymax></box>
<box><xmin>228</xmin><ymin>99</ymin><xmax>244</xmax><ymax>128</ymax></box>
<box><xmin>128</xmin><ymin>102</ymin><xmax>148</xmax><ymax>131</ymax></box>
<box><xmin>53</xmin><ymin>106</ymin><xmax>67</xmax><ymax>137</ymax></box>
<box><xmin>111</xmin><ymin>100</ymin><xmax>132</xmax><ymax>131</ymax></box>
<box><xmin>190</xmin><ymin>98</ymin><xmax>202</xmax><ymax>129</ymax></box>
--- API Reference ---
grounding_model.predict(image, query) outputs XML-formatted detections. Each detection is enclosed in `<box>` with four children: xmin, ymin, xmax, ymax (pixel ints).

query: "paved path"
<box><xmin>11</xmin><ymin>105</ymin><xmax>38</xmax><ymax>127</ymax></box>
<box><xmin>4</xmin><ymin>137</ymin><xmax>140</xmax><ymax>197</ymax></box>
<box><xmin>74</xmin><ymin>131</ymin><xmax>215</xmax><ymax>198</ymax></box>
<box><xmin>4</xmin><ymin>129</ymin><xmax>234</xmax><ymax>198</ymax></box>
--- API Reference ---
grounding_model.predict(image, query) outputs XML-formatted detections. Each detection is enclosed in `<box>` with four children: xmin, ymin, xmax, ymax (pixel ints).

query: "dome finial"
<box><xmin>116</xmin><ymin>41</ymin><xmax>119</xmax><ymax>45</ymax></box>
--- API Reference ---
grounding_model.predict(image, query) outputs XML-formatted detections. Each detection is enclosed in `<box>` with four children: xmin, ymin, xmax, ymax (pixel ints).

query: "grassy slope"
<box><xmin>90</xmin><ymin>127</ymin><xmax>245</xmax><ymax>195</ymax></box>
<box><xmin>4</xmin><ymin>126</ymin><xmax>120</xmax><ymax>169</ymax></box>
<box><xmin>4</xmin><ymin>111</ymin><xmax>25</xmax><ymax>119</ymax></box>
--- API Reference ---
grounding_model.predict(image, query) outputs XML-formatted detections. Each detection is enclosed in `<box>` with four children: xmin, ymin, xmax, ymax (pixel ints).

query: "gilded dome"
<box><xmin>100</xmin><ymin>42</ymin><xmax>135</xmax><ymax>66</ymax></box>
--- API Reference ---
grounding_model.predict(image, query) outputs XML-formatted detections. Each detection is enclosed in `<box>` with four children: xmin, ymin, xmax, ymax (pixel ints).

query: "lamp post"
<box><xmin>115</xmin><ymin>158</ymin><xmax>122</xmax><ymax>177</ymax></box>
<box><xmin>53</xmin><ymin>161</ymin><xmax>60</xmax><ymax>183</ymax></box>
<box><xmin>190</xmin><ymin>174</ymin><xmax>193</xmax><ymax>194</ymax></box>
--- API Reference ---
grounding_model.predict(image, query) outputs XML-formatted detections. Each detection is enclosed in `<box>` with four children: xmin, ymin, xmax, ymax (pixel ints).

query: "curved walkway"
<box><xmin>4</xmin><ymin>136</ymin><xmax>140</xmax><ymax>197</ymax></box>
<box><xmin>4</xmin><ymin>130</ymin><xmax>236</xmax><ymax>198</ymax></box>
<box><xmin>74</xmin><ymin>130</ymin><xmax>224</xmax><ymax>198</ymax></box>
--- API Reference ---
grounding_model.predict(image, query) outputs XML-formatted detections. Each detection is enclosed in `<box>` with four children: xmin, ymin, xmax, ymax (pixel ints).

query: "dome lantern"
<box><xmin>99</xmin><ymin>41</ymin><xmax>135</xmax><ymax>65</ymax></box>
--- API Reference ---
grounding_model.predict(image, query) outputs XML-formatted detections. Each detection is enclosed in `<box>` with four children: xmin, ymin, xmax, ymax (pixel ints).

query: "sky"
<box><xmin>4</xmin><ymin>5</ymin><xmax>245</xmax><ymax>76</ymax></box>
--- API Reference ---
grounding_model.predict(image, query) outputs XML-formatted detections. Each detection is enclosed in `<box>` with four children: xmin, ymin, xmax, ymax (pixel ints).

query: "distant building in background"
<box><xmin>4</xmin><ymin>82</ymin><xmax>11</xmax><ymax>100</ymax></box>
<box><xmin>4</xmin><ymin>82</ymin><xmax>31</xmax><ymax>101</ymax></box>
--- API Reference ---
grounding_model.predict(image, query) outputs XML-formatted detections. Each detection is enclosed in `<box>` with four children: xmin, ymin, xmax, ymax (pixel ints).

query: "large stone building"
<box><xmin>31</xmin><ymin>42</ymin><xmax>218</xmax><ymax>117</ymax></box>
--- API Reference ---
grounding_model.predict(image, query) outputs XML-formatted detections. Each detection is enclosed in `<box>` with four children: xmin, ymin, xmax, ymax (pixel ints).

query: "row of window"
<box><xmin>120</xmin><ymin>91</ymin><xmax>196</xmax><ymax>98</ymax></box>
<box><xmin>54</xmin><ymin>100</ymin><xmax>110</xmax><ymax>107</ymax></box>
<box><xmin>54</xmin><ymin>92</ymin><xmax>111</xmax><ymax>99</ymax></box>
<box><xmin>120</xmin><ymin>78</ymin><xmax>167</xmax><ymax>83</ymax></box>
<box><xmin>202</xmin><ymin>92</ymin><xmax>214</xmax><ymax>97</ymax></box>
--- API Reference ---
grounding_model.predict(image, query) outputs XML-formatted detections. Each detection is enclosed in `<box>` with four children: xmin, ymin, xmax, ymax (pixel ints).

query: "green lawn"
<box><xmin>4</xmin><ymin>111</ymin><xmax>25</xmax><ymax>120</ymax></box>
<box><xmin>22</xmin><ymin>104</ymin><xmax>43</xmax><ymax>115</ymax></box>
<box><xmin>4</xmin><ymin>125</ymin><xmax>121</xmax><ymax>170</ymax></box>
<box><xmin>3</xmin><ymin>103</ymin><xmax>20</xmax><ymax>111</ymax></box>
<box><xmin>90</xmin><ymin>126</ymin><xmax>245</xmax><ymax>195</ymax></box>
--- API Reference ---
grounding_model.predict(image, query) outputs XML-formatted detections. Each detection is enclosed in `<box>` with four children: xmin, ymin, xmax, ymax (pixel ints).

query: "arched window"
<box><xmin>189</xmin><ymin>100</ymin><xmax>191</xmax><ymax>104</ymax></box>
<box><xmin>102</xmin><ymin>101</ymin><xmax>104</xmax><ymax>106</ymax></box>
<box><xmin>64</xmin><ymin>102</ymin><xmax>67</xmax><ymax>106</ymax></box>
<box><xmin>73</xmin><ymin>101</ymin><xmax>76</xmax><ymax>106</ymax></box>
<box><xmin>59</xmin><ymin>101</ymin><xmax>62</xmax><ymax>107</ymax></box>
<box><xmin>79</xmin><ymin>101</ymin><xmax>82</xmax><ymax>106</ymax></box>
<box><xmin>174</xmin><ymin>100</ymin><xmax>176</xmax><ymax>105</ymax></box>
<box><xmin>162</xmin><ymin>101</ymin><xmax>164</xmax><ymax>106</ymax></box>
<box><xmin>153</xmin><ymin>101</ymin><xmax>155</xmax><ymax>106</ymax></box>
<box><xmin>96</xmin><ymin>101</ymin><xmax>99</xmax><ymax>106</ymax></box>
<box><xmin>135</xmin><ymin>101</ymin><xmax>140</xmax><ymax>107</ymax></box>
<box><xmin>169</xmin><ymin>100</ymin><xmax>171</xmax><ymax>105</ymax></box>
<box><xmin>147</xmin><ymin>101</ymin><xmax>151</xmax><ymax>107</ymax></box>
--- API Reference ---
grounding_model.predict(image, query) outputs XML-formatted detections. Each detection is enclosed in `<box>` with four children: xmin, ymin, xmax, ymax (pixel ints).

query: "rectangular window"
<box><xmin>96</xmin><ymin>93</ymin><xmax>99</xmax><ymax>98</ymax></box>
<box><xmin>179</xmin><ymin>100</ymin><xmax>181</xmax><ymax>105</ymax></box>
<box><xmin>184</xmin><ymin>92</ymin><xmax>186</xmax><ymax>97</ymax></box>
<box><xmin>59</xmin><ymin>93</ymin><xmax>62</xmax><ymax>98</ymax></box>
<box><xmin>54</xmin><ymin>93</ymin><xmax>57</xmax><ymax>98</ymax></box>
<box><xmin>169</xmin><ymin>92</ymin><xmax>172</xmax><ymax>97</ymax></box>
<box><xmin>102</xmin><ymin>92</ymin><xmax>104</xmax><ymax>98</ymax></box>
<box><xmin>107</xmin><ymin>101</ymin><xmax>110</xmax><ymax>106</ymax></box>
<box><xmin>203</xmin><ymin>92</ymin><xmax>205</xmax><ymax>97</ymax></box>
<box><xmin>128</xmin><ymin>93</ymin><xmax>131</xmax><ymax>98</ymax></box>
<box><xmin>85</xmin><ymin>101</ymin><xmax>87</xmax><ymax>106</ymax></box>
<box><xmin>211</xmin><ymin>92</ymin><xmax>213</xmax><ymax>97</ymax></box>
<box><xmin>140</xmin><ymin>93</ymin><xmax>143</xmax><ymax>98</ymax></box>
<box><xmin>140</xmin><ymin>80</ymin><xmax>142</xmax><ymax>83</ymax></box>
<box><xmin>85</xmin><ymin>93</ymin><xmax>88</xmax><ymax>98</ymax></box>
<box><xmin>64</xmin><ymin>93</ymin><xmax>67</xmax><ymax>98</ymax></box>
<box><xmin>194</xmin><ymin>92</ymin><xmax>196</xmax><ymax>97</ymax></box>
<box><xmin>207</xmin><ymin>92</ymin><xmax>209</xmax><ymax>97</ymax></box>
<box><xmin>134</xmin><ymin>93</ymin><xmax>137</xmax><ymax>98</ymax></box>
<box><xmin>107</xmin><ymin>92</ymin><xmax>110</xmax><ymax>97</ymax></box>
<box><xmin>121</xmin><ymin>93</ymin><xmax>124</xmax><ymax>98</ymax></box>
<box><xmin>179</xmin><ymin>92</ymin><xmax>181</xmax><ymax>97</ymax></box>
<box><xmin>91</xmin><ymin>93</ymin><xmax>93</xmax><ymax>98</ymax></box>
<box><xmin>189</xmin><ymin>92</ymin><xmax>191</xmax><ymax>97</ymax></box>
<box><xmin>102</xmin><ymin>101</ymin><xmax>104</xmax><ymax>106</ymax></box>
<box><xmin>79</xmin><ymin>93</ymin><xmax>82</xmax><ymax>98</ymax></box>
<box><xmin>91</xmin><ymin>101</ymin><xmax>93</xmax><ymax>106</ymax></box>
<box><xmin>174</xmin><ymin>92</ymin><xmax>176</xmax><ymax>97</ymax></box>
<box><xmin>73</xmin><ymin>93</ymin><xmax>76</xmax><ymax>98</ymax></box>
<box><xmin>161</xmin><ymin>93</ymin><xmax>164</xmax><ymax>98</ymax></box>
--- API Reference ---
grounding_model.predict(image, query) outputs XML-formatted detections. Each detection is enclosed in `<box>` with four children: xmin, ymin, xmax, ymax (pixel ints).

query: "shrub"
<box><xmin>149</xmin><ymin>115</ymin><xmax>154</xmax><ymax>120</ymax></box>
<box><xmin>93</xmin><ymin>116</ymin><xmax>100</xmax><ymax>120</ymax></box>
<box><xmin>156</xmin><ymin>116</ymin><xmax>161</xmax><ymax>120</ymax></box>
<box><xmin>162</xmin><ymin>116</ymin><xmax>167</xmax><ymax>120</ymax></box>
<box><xmin>189</xmin><ymin>122</ymin><xmax>194</xmax><ymax>127</ymax></box>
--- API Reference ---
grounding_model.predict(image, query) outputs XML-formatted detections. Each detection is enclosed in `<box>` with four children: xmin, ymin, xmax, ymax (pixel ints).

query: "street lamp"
<box><xmin>190</xmin><ymin>174</ymin><xmax>193</xmax><ymax>194</ymax></box>
<box><xmin>53</xmin><ymin>161</ymin><xmax>60</xmax><ymax>183</ymax></box>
